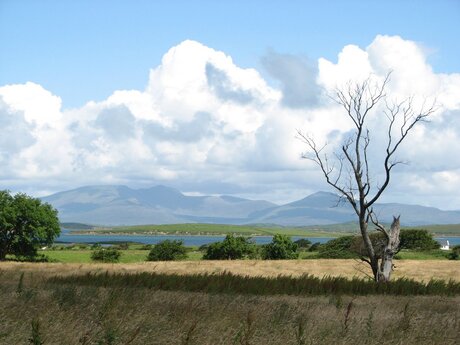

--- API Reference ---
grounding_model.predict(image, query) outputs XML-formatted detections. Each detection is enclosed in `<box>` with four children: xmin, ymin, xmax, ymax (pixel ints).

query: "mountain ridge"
<box><xmin>41</xmin><ymin>185</ymin><xmax>460</xmax><ymax>226</ymax></box>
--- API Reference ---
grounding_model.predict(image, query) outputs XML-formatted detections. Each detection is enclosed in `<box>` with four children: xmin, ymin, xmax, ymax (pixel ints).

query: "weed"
<box><xmin>181</xmin><ymin>320</ymin><xmax>198</xmax><ymax>345</ymax></box>
<box><xmin>97</xmin><ymin>325</ymin><xmax>118</xmax><ymax>345</ymax></box>
<box><xmin>234</xmin><ymin>310</ymin><xmax>255</xmax><ymax>345</ymax></box>
<box><xmin>342</xmin><ymin>300</ymin><xmax>354</xmax><ymax>334</ymax></box>
<box><xmin>294</xmin><ymin>313</ymin><xmax>308</xmax><ymax>345</ymax></box>
<box><xmin>16</xmin><ymin>272</ymin><xmax>24</xmax><ymax>295</ymax></box>
<box><xmin>365</xmin><ymin>307</ymin><xmax>375</xmax><ymax>338</ymax></box>
<box><xmin>399</xmin><ymin>302</ymin><xmax>413</xmax><ymax>332</ymax></box>
<box><xmin>29</xmin><ymin>318</ymin><xmax>44</xmax><ymax>345</ymax></box>
<box><xmin>52</xmin><ymin>285</ymin><xmax>78</xmax><ymax>308</ymax></box>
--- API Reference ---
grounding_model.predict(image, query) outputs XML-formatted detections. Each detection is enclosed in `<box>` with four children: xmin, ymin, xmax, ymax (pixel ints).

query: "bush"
<box><xmin>318</xmin><ymin>236</ymin><xmax>357</xmax><ymax>259</ymax></box>
<box><xmin>447</xmin><ymin>245</ymin><xmax>460</xmax><ymax>260</ymax></box>
<box><xmin>294</xmin><ymin>238</ymin><xmax>312</xmax><ymax>249</ymax></box>
<box><xmin>90</xmin><ymin>248</ymin><xmax>121</xmax><ymax>263</ymax></box>
<box><xmin>263</xmin><ymin>234</ymin><xmax>298</xmax><ymax>260</ymax></box>
<box><xmin>203</xmin><ymin>234</ymin><xmax>256</xmax><ymax>260</ymax></box>
<box><xmin>400</xmin><ymin>229</ymin><xmax>440</xmax><ymax>250</ymax></box>
<box><xmin>308</xmin><ymin>242</ymin><xmax>322</xmax><ymax>252</ymax></box>
<box><xmin>114</xmin><ymin>242</ymin><xmax>129</xmax><ymax>250</ymax></box>
<box><xmin>147</xmin><ymin>240</ymin><xmax>187</xmax><ymax>261</ymax></box>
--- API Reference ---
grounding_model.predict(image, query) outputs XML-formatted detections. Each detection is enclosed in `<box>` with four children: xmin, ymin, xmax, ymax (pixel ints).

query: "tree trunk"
<box><xmin>377</xmin><ymin>216</ymin><xmax>401</xmax><ymax>282</ymax></box>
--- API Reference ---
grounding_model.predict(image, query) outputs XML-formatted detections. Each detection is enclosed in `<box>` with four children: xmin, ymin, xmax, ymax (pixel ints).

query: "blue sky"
<box><xmin>1</xmin><ymin>1</ymin><xmax>460</xmax><ymax>209</ymax></box>
<box><xmin>1</xmin><ymin>1</ymin><xmax>459</xmax><ymax>108</ymax></box>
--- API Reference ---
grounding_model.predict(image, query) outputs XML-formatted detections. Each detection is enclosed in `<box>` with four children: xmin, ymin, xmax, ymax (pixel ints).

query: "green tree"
<box><xmin>399</xmin><ymin>229</ymin><xmax>440</xmax><ymax>250</ymax></box>
<box><xmin>203</xmin><ymin>234</ymin><xmax>256</xmax><ymax>260</ymax></box>
<box><xmin>447</xmin><ymin>245</ymin><xmax>460</xmax><ymax>260</ymax></box>
<box><xmin>318</xmin><ymin>236</ymin><xmax>357</xmax><ymax>259</ymax></box>
<box><xmin>263</xmin><ymin>234</ymin><xmax>299</xmax><ymax>260</ymax></box>
<box><xmin>0</xmin><ymin>190</ymin><xmax>60</xmax><ymax>260</ymax></box>
<box><xmin>294</xmin><ymin>238</ymin><xmax>312</xmax><ymax>249</ymax></box>
<box><xmin>147</xmin><ymin>240</ymin><xmax>187</xmax><ymax>261</ymax></box>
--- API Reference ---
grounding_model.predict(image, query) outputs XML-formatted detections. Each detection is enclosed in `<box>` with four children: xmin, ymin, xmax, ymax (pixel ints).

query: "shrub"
<box><xmin>308</xmin><ymin>242</ymin><xmax>321</xmax><ymax>252</ymax></box>
<box><xmin>318</xmin><ymin>236</ymin><xmax>357</xmax><ymax>259</ymax></box>
<box><xmin>203</xmin><ymin>234</ymin><xmax>256</xmax><ymax>260</ymax></box>
<box><xmin>400</xmin><ymin>229</ymin><xmax>440</xmax><ymax>250</ymax></box>
<box><xmin>114</xmin><ymin>242</ymin><xmax>129</xmax><ymax>250</ymax></box>
<box><xmin>147</xmin><ymin>240</ymin><xmax>187</xmax><ymax>261</ymax></box>
<box><xmin>447</xmin><ymin>245</ymin><xmax>460</xmax><ymax>260</ymax></box>
<box><xmin>263</xmin><ymin>234</ymin><xmax>298</xmax><ymax>260</ymax></box>
<box><xmin>294</xmin><ymin>238</ymin><xmax>312</xmax><ymax>249</ymax></box>
<box><xmin>90</xmin><ymin>248</ymin><xmax>121</xmax><ymax>263</ymax></box>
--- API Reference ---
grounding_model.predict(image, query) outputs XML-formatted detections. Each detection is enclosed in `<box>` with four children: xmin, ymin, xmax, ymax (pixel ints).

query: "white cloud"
<box><xmin>1</xmin><ymin>36</ymin><xmax>460</xmax><ymax>209</ymax></box>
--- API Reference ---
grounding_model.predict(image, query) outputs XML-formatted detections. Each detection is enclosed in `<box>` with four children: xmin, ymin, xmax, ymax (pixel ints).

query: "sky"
<box><xmin>0</xmin><ymin>0</ymin><xmax>460</xmax><ymax>210</ymax></box>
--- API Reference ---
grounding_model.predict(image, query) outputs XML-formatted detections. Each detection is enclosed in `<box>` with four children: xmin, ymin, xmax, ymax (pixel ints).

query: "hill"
<box><xmin>42</xmin><ymin>185</ymin><xmax>460</xmax><ymax>227</ymax></box>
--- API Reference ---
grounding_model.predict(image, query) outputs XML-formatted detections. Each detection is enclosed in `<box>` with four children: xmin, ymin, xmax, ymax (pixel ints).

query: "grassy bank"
<box><xmin>39</xmin><ymin>246</ymin><xmax>454</xmax><ymax>264</ymax></box>
<box><xmin>0</xmin><ymin>268</ymin><xmax>459</xmax><ymax>344</ymax></box>
<box><xmin>70</xmin><ymin>223</ymin><xmax>348</xmax><ymax>237</ymax></box>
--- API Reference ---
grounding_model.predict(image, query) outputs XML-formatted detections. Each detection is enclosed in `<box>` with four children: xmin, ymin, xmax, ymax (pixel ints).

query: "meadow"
<box><xmin>67</xmin><ymin>222</ymin><xmax>460</xmax><ymax>236</ymax></box>
<box><xmin>69</xmin><ymin>223</ymin><xmax>355</xmax><ymax>237</ymax></box>
<box><xmin>0</xmin><ymin>264</ymin><xmax>459</xmax><ymax>345</ymax></box>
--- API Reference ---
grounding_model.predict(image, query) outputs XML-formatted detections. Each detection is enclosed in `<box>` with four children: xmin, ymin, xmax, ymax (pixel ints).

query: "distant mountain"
<box><xmin>42</xmin><ymin>185</ymin><xmax>275</xmax><ymax>225</ymax></box>
<box><xmin>42</xmin><ymin>186</ymin><xmax>460</xmax><ymax>226</ymax></box>
<box><xmin>249</xmin><ymin>191</ymin><xmax>460</xmax><ymax>226</ymax></box>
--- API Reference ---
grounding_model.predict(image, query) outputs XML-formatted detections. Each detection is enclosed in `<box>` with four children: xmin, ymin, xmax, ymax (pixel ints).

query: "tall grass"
<box><xmin>48</xmin><ymin>271</ymin><xmax>460</xmax><ymax>296</ymax></box>
<box><xmin>1</xmin><ymin>269</ymin><xmax>459</xmax><ymax>345</ymax></box>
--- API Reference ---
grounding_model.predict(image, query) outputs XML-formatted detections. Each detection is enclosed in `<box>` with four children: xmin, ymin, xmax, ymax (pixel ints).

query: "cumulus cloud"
<box><xmin>261</xmin><ymin>51</ymin><xmax>321</xmax><ymax>108</ymax></box>
<box><xmin>1</xmin><ymin>36</ymin><xmax>460</xmax><ymax>209</ymax></box>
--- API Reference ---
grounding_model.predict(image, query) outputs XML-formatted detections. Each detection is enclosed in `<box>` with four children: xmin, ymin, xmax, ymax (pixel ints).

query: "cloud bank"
<box><xmin>1</xmin><ymin>35</ymin><xmax>460</xmax><ymax>209</ymax></box>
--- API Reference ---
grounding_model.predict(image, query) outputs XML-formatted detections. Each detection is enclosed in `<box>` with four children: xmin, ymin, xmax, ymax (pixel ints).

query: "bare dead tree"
<box><xmin>298</xmin><ymin>73</ymin><xmax>435</xmax><ymax>282</ymax></box>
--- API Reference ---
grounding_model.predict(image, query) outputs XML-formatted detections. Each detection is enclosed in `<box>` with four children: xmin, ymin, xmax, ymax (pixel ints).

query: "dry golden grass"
<box><xmin>1</xmin><ymin>259</ymin><xmax>459</xmax><ymax>282</ymax></box>
<box><xmin>0</xmin><ymin>267</ymin><xmax>459</xmax><ymax>345</ymax></box>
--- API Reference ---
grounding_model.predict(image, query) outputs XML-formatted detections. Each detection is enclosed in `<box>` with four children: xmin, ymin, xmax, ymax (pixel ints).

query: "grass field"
<box><xmin>67</xmin><ymin>222</ymin><xmax>460</xmax><ymax>238</ymax></box>
<box><xmin>40</xmin><ymin>247</ymin><xmax>453</xmax><ymax>264</ymax></box>
<box><xmin>3</xmin><ymin>258</ymin><xmax>460</xmax><ymax>282</ymax></box>
<box><xmin>71</xmin><ymin>223</ymin><xmax>350</xmax><ymax>237</ymax></box>
<box><xmin>0</xmin><ymin>264</ymin><xmax>459</xmax><ymax>344</ymax></box>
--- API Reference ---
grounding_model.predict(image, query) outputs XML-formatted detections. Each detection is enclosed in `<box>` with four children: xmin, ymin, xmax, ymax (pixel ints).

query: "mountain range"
<box><xmin>41</xmin><ymin>185</ymin><xmax>460</xmax><ymax>226</ymax></box>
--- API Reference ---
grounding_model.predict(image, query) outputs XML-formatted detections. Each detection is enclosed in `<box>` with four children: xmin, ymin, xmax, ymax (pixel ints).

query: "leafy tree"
<box><xmin>399</xmin><ymin>229</ymin><xmax>440</xmax><ymax>250</ymax></box>
<box><xmin>0</xmin><ymin>190</ymin><xmax>60</xmax><ymax>260</ymax></box>
<box><xmin>203</xmin><ymin>234</ymin><xmax>256</xmax><ymax>260</ymax></box>
<box><xmin>298</xmin><ymin>73</ymin><xmax>435</xmax><ymax>281</ymax></box>
<box><xmin>294</xmin><ymin>238</ymin><xmax>312</xmax><ymax>249</ymax></box>
<box><xmin>308</xmin><ymin>242</ymin><xmax>322</xmax><ymax>252</ymax></box>
<box><xmin>263</xmin><ymin>234</ymin><xmax>299</xmax><ymax>260</ymax></box>
<box><xmin>147</xmin><ymin>240</ymin><xmax>187</xmax><ymax>261</ymax></box>
<box><xmin>318</xmin><ymin>236</ymin><xmax>357</xmax><ymax>259</ymax></box>
<box><xmin>447</xmin><ymin>245</ymin><xmax>460</xmax><ymax>260</ymax></box>
<box><xmin>90</xmin><ymin>247</ymin><xmax>121</xmax><ymax>263</ymax></box>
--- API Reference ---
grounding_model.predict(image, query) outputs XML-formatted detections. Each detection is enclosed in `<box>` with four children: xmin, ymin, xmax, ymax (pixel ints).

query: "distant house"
<box><xmin>439</xmin><ymin>240</ymin><xmax>450</xmax><ymax>251</ymax></box>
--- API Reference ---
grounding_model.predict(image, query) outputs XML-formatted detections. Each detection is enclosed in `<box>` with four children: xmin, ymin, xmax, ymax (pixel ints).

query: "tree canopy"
<box><xmin>0</xmin><ymin>190</ymin><xmax>60</xmax><ymax>260</ymax></box>
<box><xmin>263</xmin><ymin>234</ymin><xmax>299</xmax><ymax>260</ymax></box>
<box><xmin>203</xmin><ymin>234</ymin><xmax>256</xmax><ymax>260</ymax></box>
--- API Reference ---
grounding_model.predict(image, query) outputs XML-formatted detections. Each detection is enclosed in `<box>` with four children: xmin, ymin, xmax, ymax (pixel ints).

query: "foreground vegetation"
<box><xmin>0</xmin><ymin>268</ymin><xmax>459</xmax><ymax>344</ymax></box>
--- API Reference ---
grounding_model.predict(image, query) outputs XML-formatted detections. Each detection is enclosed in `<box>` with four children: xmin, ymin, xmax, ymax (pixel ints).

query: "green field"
<box><xmin>40</xmin><ymin>247</ymin><xmax>450</xmax><ymax>264</ymax></box>
<box><xmin>70</xmin><ymin>222</ymin><xmax>351</xmax><ymax>237</ymax></box>
<box><xmin>67</xmin><ymin>222</ymin><xmax>460</xmax><ymax>237</ymax></box>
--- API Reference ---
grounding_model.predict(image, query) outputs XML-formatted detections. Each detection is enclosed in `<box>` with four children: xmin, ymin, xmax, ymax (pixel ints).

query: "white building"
<box><xmin>439</xmin><ymin>240</ymin><xmax>450</xmax><ymax>251</ymax></box>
